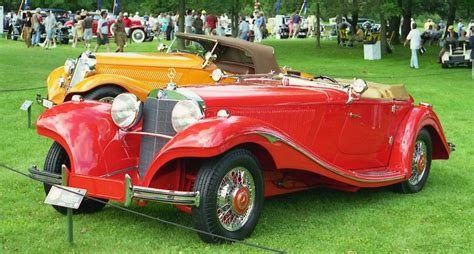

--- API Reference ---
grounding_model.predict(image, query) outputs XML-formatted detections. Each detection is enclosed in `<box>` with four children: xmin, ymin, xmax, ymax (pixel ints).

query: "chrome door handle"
<box><xmin>349</xmin><ymin>112</ymin><xmax>361</xmax><ymax>119</ymax></box>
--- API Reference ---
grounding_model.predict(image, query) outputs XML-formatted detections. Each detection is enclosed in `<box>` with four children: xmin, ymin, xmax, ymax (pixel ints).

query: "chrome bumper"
<box><xmin>28</xmin><ymin>166</ymin><xmax>62</xmax><ymax>185</ymax></box>
<box><xmin>124</xmin><ymin>175</ymin><xmax>200</xmax><ymax>207</ymax></box>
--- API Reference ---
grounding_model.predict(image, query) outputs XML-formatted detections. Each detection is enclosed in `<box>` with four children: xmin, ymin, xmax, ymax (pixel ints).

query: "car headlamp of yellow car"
<box><xmin>64</xmin><ymin>59</ymin><xmax>76</xmax><ymax>75</ymax></box>
<box><xmin>172</xmin><ymin>100</ymin><xmax>204</xmax><ymax>132</ymax></box>
<box><xmin>111</xmin><ymin>93</ymin><xmax>142</xmax><ymax>130</ymax></box>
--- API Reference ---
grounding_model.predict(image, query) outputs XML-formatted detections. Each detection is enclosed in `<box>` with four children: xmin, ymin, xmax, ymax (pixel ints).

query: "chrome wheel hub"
<box><xmin>216</xmin><ymin>167</ymin><xmax>255</xmax><ymax>231</ymax></box>
<box><xmin>409</xmin><ymin>140</ymin><xmax>428</xmax><ymax>185</ymax></box>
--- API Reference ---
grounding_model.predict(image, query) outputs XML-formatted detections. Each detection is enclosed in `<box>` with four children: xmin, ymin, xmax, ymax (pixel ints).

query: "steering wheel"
<box><xmin>314</xmin><ymin>75</ymin><xmax>338</xmax><ymax>84</ymax></box>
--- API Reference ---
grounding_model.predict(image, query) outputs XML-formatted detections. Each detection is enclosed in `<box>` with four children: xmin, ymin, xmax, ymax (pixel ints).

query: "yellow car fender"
<box><xmin>68</xmin><ymin>74</ymin><xmax>153</xmax><ymax>101</ymax></box>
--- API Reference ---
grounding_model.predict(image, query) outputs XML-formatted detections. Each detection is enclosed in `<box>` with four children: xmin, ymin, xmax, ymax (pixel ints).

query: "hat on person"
<box><xmin>35</xmin><ymin>8</ymin><xmax>41</xmax><ymax>13</ymax></box>
<box><xmin>448</xmin><ymin>25</ymin><xmax>453</xmax><ymax>31</ymax></box>
<box><xmin>201</xmin><ymin>10</ymin><xmax>207</xmax><ymax>14</ymax></box>
<box><xmin>124</xmin><ymin>12</ymin><xmax>129</xmax><ymax>17</ymax></box>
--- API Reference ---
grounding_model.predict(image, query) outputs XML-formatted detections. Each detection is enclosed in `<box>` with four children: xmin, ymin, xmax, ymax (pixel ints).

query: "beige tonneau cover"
<box><xmin>176</xmin><ymin>32</ymin><xmax>281</xmax><ymax>74</ymax></box>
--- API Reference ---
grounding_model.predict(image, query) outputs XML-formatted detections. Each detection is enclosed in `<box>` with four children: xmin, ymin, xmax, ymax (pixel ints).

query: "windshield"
<box><xmin>166</xmin><ymin>38</ymin><xmax>209</xmax><ymax>57</ymax></box>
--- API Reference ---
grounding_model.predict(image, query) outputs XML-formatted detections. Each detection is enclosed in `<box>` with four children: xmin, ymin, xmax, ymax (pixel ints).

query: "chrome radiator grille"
<box><xmin>138</xmin><ymin>98</ymin><xmax>177</xmax><ymax>178</ymax></box>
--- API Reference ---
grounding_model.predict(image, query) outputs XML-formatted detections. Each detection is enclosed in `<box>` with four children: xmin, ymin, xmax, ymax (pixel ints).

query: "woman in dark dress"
<box><xmin>22</xmin><ymin>12</ymin><xmax>33</xmax><ymax>48</ymax></box>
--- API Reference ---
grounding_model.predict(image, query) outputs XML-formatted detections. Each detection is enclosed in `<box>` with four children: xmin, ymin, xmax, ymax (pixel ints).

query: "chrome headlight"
<box><xmin>64</xmin><ymin>59</ymin><xmax>76</xmax><ymax>75</ymax></box>
<box><xmin>171</xmin><ymin>100</ymin><xmax>204</xmax><ymax>132</ymax></box>
<box><xmin>111</xmin><ymin>93</ymin><xmax>142</xmax><ymax>130</ymax></box>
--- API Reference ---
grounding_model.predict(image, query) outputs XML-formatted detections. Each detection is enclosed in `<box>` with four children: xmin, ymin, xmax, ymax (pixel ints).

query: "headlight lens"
<box><xmin>171</xmin><ymin>100</ymin><xmax>203</xmax><ymax>132</ymax></box>
<box><xmin>111</xmin><ymin>93</ymin><xmax>142</xmax><ymax>130</ymax></box>
<box><xmin>64</xmin><ymin>59</ymin><xmax>76</xmax><ymax>75</ymax></box>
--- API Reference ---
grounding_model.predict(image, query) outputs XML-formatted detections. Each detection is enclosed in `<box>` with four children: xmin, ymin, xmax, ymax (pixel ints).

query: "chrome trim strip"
<box><xmin>124</xmin><ymin>131</ymin><xmax>173</xmax><ymax>140</ymax></box>
<box><xmin>255</xmin><ymin>132</ymin><xmax>404</xmax><ymax>183</ymax></box>
<box><xmin>100</xmin><ymin>166</ymin><xmax>138</xmax><ymax>178</ymax></box>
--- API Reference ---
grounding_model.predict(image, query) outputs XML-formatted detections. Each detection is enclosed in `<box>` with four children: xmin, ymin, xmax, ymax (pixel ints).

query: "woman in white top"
<box><xmin>404</xmin><ymin>23</ymin><xmax>422</xmax><ymax>69</ymax></box>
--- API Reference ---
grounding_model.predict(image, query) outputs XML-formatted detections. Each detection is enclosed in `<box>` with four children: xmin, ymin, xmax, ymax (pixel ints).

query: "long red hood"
<box><xmin>185</xmin><ymin>81</ymin><xmax>349</xmax><ymax>108</ymax></box>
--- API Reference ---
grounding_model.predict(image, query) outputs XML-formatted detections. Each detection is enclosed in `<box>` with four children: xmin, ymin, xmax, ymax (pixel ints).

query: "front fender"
<box><xmin>389</xmin><ymin>105</ymin><xmax>451</xmax><ymax>178</ymax></box>
<box><xmin>67</xmin><ymin>74</ymin><xmax>152</xmax><ymax>101</ymax></box>
<box><xmin>36</xmin><ymin>101</ymin><xmax>140</xmax><ymax>177</ymax></box>
<box><xmin>142</xmin><ymin>116</ymin><xmax>288</xmax><ymax>186</ymax></box>
<box><xmin>46</xmin><ymin>66</ymin><xmax>68</xmax><ymax>104</ymax></box>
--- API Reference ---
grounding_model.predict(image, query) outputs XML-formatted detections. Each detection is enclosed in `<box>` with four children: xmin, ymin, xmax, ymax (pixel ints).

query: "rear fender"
<box><xmin>36</xmin><ymin>101</ymin><xmax>140</xmax><ymax>177</ymax></box>
<box><xmin>389</xmin><ymin>105</ymin><xmax>451</xmax><ymax>178</ymax></box>
<box><xmin>67</xmin><ymin>74</ymin><xmax>152</xmax><ymax>101</ymax></box>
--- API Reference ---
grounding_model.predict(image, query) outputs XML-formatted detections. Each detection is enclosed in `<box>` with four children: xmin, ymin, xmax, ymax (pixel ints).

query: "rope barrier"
<box><xmin>0</xmin><ymin>86</ymin><xmax>44</xmax><ymax>93</ymax></box>
<box><xmin>0</xmin><ymin>163</ymin><xmax>286</xmax><ymax>254</ymax></box>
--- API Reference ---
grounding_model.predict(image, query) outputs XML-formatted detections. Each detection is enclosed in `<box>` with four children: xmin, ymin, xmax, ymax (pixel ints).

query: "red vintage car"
<box><xmin>30</xmin><ymin>74</ymin><xmax>453</xmax><ymax>242</ymax></box>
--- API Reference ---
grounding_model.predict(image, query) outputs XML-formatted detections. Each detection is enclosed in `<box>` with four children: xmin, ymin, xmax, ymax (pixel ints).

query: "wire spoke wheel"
<box><xmin>409</xmin><ymin>140</ymin><xmax>428</xmax><ymax>185</ymax></box>
<box><xmin>192</xmin><ymin>149</ymin><xmax>264</xmax><ymax>243</ymax></box>
<box><xmin>99</xmin><ymin>96</ymin><xmax>115</xmax><ymax>103</ymax></box>
<box><xmin>216</xmin><ymin>167</ymin><xmax>256</xmax><ymax>232</ymax></box>
<box><xmin>396</xmin><ymin>128</ymin><xmax>432</xmax><ymax>194</ymax></box>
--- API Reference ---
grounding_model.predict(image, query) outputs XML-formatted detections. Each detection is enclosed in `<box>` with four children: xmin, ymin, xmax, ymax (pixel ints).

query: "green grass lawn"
<box><xmin>0</xmin><ymin>37</ymin><xmax>473</xmax><ymax>253</ymax></box>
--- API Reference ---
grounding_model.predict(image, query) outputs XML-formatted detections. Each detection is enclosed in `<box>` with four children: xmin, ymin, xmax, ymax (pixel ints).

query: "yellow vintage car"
<box><xmin>37</xmin><ymin>32</ymin><xmax>314</xmax><ymax>107</ymax></box>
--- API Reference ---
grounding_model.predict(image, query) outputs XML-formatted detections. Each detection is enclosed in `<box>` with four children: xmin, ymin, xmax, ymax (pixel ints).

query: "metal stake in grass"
<box><xmin>20</xmin><ymin>100</ymin><xmax>33</xmax><ymax>128</ymax></box>
<box><xmin>61</xmin><ymin>165</ymin><xmax>74</xmax><ymax>245</ymax></box>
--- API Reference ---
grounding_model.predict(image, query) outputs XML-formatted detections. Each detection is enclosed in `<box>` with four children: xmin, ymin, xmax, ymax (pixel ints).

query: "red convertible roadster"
<box><xmin>30</xmin><ymin>74</ymin><xmax>453</xmax><ymax>242</ymax></box>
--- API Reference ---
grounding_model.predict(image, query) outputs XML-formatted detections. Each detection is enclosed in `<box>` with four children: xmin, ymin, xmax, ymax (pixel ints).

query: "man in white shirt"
<box><xmin>94</xmin><ymin>11</ymin><xmax>110</xmax><ymax>52</ymax></box>
<box><xmin>43</xmin><ymin>11</ymin><xmax>56</xmax><ymax>49</ymax></box>
<box><xmin>404</xmin><ymin>23</ymin><xmax>422</xmax><ymax>69</ymax></box>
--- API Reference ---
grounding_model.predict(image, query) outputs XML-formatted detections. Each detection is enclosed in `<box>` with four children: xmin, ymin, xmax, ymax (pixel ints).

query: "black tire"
<box><xmin>192</xmin><ymin>149</ymin><xmax>264</xmax><ymax>243</ymax></box>
<box><xmin>396</xmin><ymin>129</ymin><xmax>432</xmax><ymax>193</ymax></box>
<box><xmin>441</xmin><ymin>63</ymin><xmax>448</xmax><ymax>68</ymax></box>
<box><xmin>83</xmin><ymin>86</ymin><xmax>125</xmax><ymax>103</ymax></box>
<box><xmin>44</xmin><ymin>142</ymin><xmax>108</xmax><ymax>214</ymax></box>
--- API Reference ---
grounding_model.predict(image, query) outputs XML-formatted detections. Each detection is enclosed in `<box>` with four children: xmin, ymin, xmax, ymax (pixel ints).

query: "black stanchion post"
<box><xmin>20</xmin><ymin>100</ymin><xmax>33</xmax><ymax>128</ymax></box>
<box><xmin>61</xmin><ymin>165</ymin><xmax>73</xmax><ymax>244</ymax></box>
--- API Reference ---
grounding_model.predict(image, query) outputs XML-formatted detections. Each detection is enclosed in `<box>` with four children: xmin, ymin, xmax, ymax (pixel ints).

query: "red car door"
<box><xmin>335</xmin><ymin>100</ymin><xmax>396</xmax><ymax>170</ymax></box>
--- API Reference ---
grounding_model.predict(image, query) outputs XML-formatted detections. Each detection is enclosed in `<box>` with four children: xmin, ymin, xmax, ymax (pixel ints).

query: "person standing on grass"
<box><xmin>192</xmin><ymin>11</ymin><xmax>204</xmax><ymax>35</ymax></box>
<box><xmin>83</xmin><ymin>13</ymin><xmax>93</xmax><ymax>49</ymax></box>
<box><xmin>22</xmin><ymin>11</ymin><xmax>33</xmax><ymax>48</ymax></box>
<box><xmin>31</xmin><ymin>8</ymin><xmax>42</xmax><ymax>46</ymax></box>
<box><xmin>404</xmin><ymin>23</ymin><xmax>422</xmax><ymax>69</ymax></box>
<box><xmin>42</xmin><ymin>11</ymin><xmax>56</xmax><ymax>49</ymax></box>
<box><xmin>470</xmin><ymin>26</ymin><xmax>474</xmax><ymax>80</ymax></box>
<box><xmin>184</xmin><ymin>10</ymin><xmax>194</xmax><ymax>46</ymax></box>
<box><xmin>254</xmin><ymin>12</ymin><xmax>264</xmax><ymax>42</ymax></box>
<box><xmin>94</xmin><ymin>11</ymin><xmax>110</xmax><ymax>52</ymax></box>
<box><xmin>113</xmin><ymin>15</ymin><xmax>127</xmax><ymax>52</ymax></box>
<box><xmin>292</xmin><ymin>12</ymin><xmax>301</xmax><ymax>39</ymax></box>
<box><xmin>238</xmin><ymin>16</ymin><xmax>249</xmax><ymax>41</ymax></box>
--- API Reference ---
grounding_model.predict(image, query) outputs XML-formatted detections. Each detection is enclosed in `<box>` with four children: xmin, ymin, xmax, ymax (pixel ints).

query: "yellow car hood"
<box><xmin>95</xmin><ymin>52</ymin><xmax>205</xmax><ymax>69</ymax></box>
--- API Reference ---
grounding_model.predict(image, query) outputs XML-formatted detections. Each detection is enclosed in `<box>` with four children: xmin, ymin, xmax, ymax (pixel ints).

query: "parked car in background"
<box><xmin>30</xmin><ymin>73</ymin><xmax>453</xmax><ymax>242</ymax></box>
<box><xmin>64</xmin><ymin>12</ymin><xmax>151</xmax><ymax>43</ymax></box>
<box><xmin>36</xmin><ymin>33</ymin><xmax>314</xmax><ymax>108</ymax></box>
